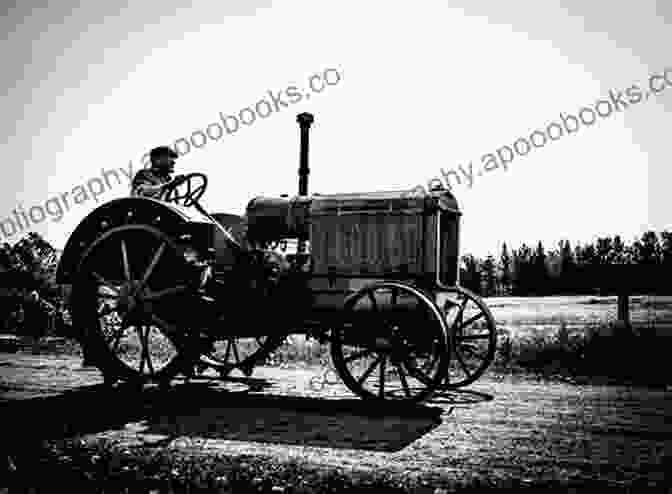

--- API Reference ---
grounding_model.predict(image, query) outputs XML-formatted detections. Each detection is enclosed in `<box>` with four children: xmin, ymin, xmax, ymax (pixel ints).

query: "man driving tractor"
<box><xmin>131</xmin><ymin>146</ymin><xmax>185</xmax><ymax>199</ymax></box>
<box><xmin>131</xmin><ymin>145</ymin><xmax>222</xmax><ymax>360</ymax></box>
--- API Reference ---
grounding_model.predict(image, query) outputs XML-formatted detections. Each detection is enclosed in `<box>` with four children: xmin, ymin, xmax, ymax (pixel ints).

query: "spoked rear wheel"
<box><xmin>331</xmin><ymin>282</ymin><xmax>450</xmax><ymax>403</ymax></box>
<box><xmin>71</xmin><ymin>225</ymin><xmax>202</xmax><ymax>385</ymax></box>
<box><xmin>440</xmin><ymin>286</ymin><xmax>497</xmax><ymax>388</ymax></box>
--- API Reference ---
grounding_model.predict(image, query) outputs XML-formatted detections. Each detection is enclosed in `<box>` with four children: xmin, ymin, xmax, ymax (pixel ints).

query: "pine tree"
<box><xmin>659</xmin><ymin>231</ymin><xmax>672</xmax><ymax>294</ymax></box>
<box><xmin>594</xmin><ymin>237</ymin><xmax>613</xmax><ymax>293</ymax></box>
<box><xmin>461</xmin><ymin>255</ymin><xmax>482</xmax><ymax>295</ymax></box>
<box><xmin>510</xmin><ymin>249</ymin><xmax>520</xmax><ymax>295</ymax></box>
<box><xmin>499</xmin><ymin>243</ymin><xmax>512</xmax><ymax>295</ymax></box>
<box><xmin>533</xmin><ymin>241</ymin><xmax>548</xmax><ymax>295</ymax></box>
<box><xmin>481</xmin><ymin>255</ymin><xmax>497</xmax><ymax>297</ymax></box>
<box><xmin>632</xmin><ymin>231</ymin><xmax>662</xmax><ymax>292</ymax></box>
<box><xmin>633</xmin><ymin>231</ymin><xmax>661</xmax><ymax>265</ymax></box>
<box><xmin>559</xmin><ymin>240</ymin><xmax>575</xmax><ymax>293</ymax></box>
<box><xmin>611</xmin><ymin>235</ymin><xmax>626</xmax><ymax>264</ymax></box>
<box><xmin>660</xmin><ymin>231</ymin><xmax>672</xmax><ymax>260</ymax></box>
<box><xmin>515</xmin><ymin>243</ymin><xmax>533</xmax><ymax>296</ymax></box>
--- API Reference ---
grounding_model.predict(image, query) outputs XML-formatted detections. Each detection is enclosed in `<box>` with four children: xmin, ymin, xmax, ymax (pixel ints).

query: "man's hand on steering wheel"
<box><xmin>162</xmin><ymin>172</ymin><xmax>208</xmax><ymax>208</ymax></box>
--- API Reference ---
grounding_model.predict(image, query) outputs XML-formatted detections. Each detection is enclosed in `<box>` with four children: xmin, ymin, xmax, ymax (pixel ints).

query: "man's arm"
<box><xmin>131</xmin><ymin>182</ymin><xmax>166</xmax><ymax>197</ymax></box>
<box><xmin>131</xmin><ymin>169</ymin><xmax>167</xmax><ymax>198</ymax></box>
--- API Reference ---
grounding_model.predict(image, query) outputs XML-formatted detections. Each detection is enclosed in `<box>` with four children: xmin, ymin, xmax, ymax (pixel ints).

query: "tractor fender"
<box><xmin>56</xmin><ymin>197</ymin><xmax>213</xmax><ymax>284</ymax></box>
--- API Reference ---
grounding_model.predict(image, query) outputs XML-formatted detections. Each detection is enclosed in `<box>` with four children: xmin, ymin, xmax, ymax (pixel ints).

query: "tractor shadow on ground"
<box><xmin>426</xmin><ymin>386</ymin><xmax>495</xmax><ymax>406</ymax></box>
<box><xmin>1</xmin><ymin>375</ymin><xmax>493</xmax><ymax>453</ymax></box>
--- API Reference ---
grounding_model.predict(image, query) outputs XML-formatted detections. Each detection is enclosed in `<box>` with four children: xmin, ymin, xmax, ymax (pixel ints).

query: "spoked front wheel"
<box><xmin>197</xmin><ymin>334</ymin><xmax>287</xmax><ymax>377</ymax></box>
<box><xmin>331</xmin><ymin>282</ymin><xmax>450</xmax><ymax>403</ymax></box>
<box><xmin>440</xmin><ymin>286</ymin><xmax>497</xmax><ymax>388</ymax></box>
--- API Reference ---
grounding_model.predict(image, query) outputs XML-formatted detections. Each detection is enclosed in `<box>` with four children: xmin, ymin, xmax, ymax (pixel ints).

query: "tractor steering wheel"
<box><xmin>162</xmin><ymin>172</ymin><xmax>208</xmax><ymax>208</ymax></box>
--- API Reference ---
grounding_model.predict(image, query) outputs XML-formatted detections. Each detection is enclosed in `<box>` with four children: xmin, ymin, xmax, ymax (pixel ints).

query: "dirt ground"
<box><xmin>1</xmin><ymin>351</ymin><xmax>671</xmax><ymax>490</ymax></box>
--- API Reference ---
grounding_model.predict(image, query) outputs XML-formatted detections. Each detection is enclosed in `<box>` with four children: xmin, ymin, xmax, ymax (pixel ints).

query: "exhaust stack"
<box><xmin>296</xmin><ymin>112</ymin><xmax>314</xmax><ymax>257</ymax></box>
<box><xmin>297</xmin><ymin>112</ymin><xmax>314</xmax><ymax>197</ymax></box>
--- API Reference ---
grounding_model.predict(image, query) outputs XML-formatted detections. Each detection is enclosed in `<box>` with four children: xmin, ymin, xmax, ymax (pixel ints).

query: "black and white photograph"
<box><xmin>1</xmin><ymin>1</ymin><xmax>670</xmax><ymax>492</ymax></box>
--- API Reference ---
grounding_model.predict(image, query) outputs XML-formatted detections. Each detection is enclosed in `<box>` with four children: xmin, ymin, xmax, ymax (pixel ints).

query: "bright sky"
<box><xmin>1</xmin><ymin>0</ymin><xmax>670</xmax><ymax>258</ymax></box>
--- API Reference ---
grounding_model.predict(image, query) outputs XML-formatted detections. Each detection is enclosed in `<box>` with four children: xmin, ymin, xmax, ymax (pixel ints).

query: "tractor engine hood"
<box><xmin>243</xmin><ymin>188</ymin><xmax>460</xmax><ymax>243</ymax></box>
<box><xmin>244</xmin><ymin>195</ymin><xmax>312</xmax><ymax>243</ymax></box>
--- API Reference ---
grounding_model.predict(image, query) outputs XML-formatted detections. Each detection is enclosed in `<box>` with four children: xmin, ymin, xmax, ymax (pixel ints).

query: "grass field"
<box><xmin>268</xmin><ymin>294</ymin><xmax>672</xmax><ymax>385</ymax></box>
<box><xmin>6</xmin><ymin>294</ymin><xmax>671</xmax><ymax>386</ymax></box>
<box><xmin>486</xmin><ymin>294</ymin><xmax>672</xmax><ymax>338</ymax></box>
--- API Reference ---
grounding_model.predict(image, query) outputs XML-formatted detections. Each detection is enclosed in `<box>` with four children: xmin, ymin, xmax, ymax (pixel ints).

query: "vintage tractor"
<box><xmin>56</xmin><ymin>113</ymin><xmax>496</xmax><ymax>403</ymax></box>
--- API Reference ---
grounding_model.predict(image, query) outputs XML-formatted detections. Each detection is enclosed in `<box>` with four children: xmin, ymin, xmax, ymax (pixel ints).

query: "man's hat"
<box><xmin>149</xmin><ymin>146</ymin><xmax>178</xmax><ymax>161</ymax></box>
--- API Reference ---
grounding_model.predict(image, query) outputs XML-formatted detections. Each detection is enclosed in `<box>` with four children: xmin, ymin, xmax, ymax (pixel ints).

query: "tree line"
<box><xmin>460</xmin><ymin>231</ymin><xmax>670</xmax><ymax>297</ymax></box>
<box><xmin>0</xmin><ymin>232</ymin><xmax>60</xmax><ymax>298</ymax></box>
<box><xmin>0</xmin><ymin>232</ymin><xmax>64</xmax><ymax>336</ymax></box>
